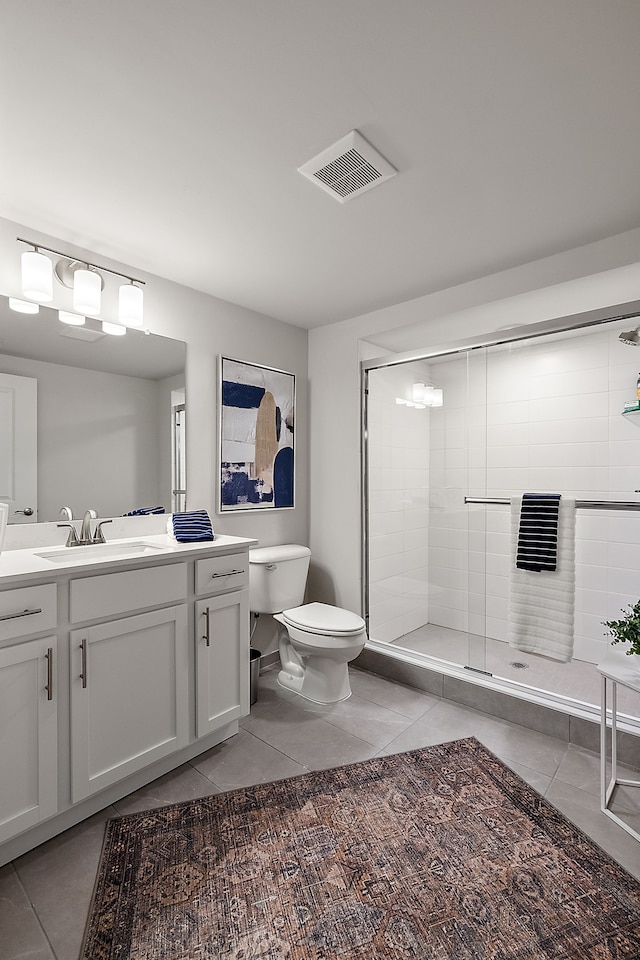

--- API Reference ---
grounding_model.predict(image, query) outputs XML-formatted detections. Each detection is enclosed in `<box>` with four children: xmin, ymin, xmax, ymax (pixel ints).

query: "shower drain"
<box><xmin>510</xmin><ymin>661</ymin><xmax>529</xmax><ymax>670</ymax></box>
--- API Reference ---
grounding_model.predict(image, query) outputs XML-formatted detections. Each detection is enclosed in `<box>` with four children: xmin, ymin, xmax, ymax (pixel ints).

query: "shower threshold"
<box><xmin>356</xmin><ymin>633</ymin><xmax>640</xmax><ymax>763</ymax></box>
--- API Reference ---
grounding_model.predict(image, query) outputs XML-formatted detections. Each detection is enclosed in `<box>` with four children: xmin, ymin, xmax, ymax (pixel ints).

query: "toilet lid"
<box><xmin>283</xmin><ymin>602</ymin><xmax>366</xmax><ymax>636</ymax></box>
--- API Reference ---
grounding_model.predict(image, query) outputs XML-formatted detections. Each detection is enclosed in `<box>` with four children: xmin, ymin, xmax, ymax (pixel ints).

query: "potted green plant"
<box><xmin>603</xmin><ymin>600</ymin><xmax>640</xmax><ymax>657</ymax></box>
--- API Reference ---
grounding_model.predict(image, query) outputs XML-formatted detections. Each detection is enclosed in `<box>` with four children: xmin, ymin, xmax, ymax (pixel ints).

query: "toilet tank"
<box><xmin>249</xmin><ymin>544</ymin><xmax>311</xmax><ymax>614</ymax></box>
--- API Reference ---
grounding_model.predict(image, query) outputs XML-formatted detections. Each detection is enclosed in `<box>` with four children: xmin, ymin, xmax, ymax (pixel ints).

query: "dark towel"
<box><xmin>516</xmin><ymin>493</ymin><xmax>561</xmax><ymax>572</ymax></box>
<box><xmin>172</xmin><ymin>509</ymin><xmax>214</xmax><ymax>542</ymax></box>
<box><xmin>123</xmin><ymin>506</ymin><xmax>166</xmax><ymax>516</ymax></box>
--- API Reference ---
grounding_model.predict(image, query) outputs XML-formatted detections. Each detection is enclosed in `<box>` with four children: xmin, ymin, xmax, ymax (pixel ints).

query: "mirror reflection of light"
<box><xmin>9</xmin><ymin>297</ymin><xmax>39</xmax><ymax>314</ymax></box>
<box><xmin>101</xmin><ymin>320</ymin><xmax>127</xmax><ymax>336</ymax></box>
<box><xmin>59</xmin><ymin>310</ymin><xmax>85</xmax><ymax>326</ymax></box>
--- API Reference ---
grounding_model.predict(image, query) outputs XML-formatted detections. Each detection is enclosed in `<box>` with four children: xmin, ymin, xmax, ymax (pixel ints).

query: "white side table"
<box><xmin>597</xmin><ymin>646</ymin><xmax>640</xmax><ymax>842</ymax></box>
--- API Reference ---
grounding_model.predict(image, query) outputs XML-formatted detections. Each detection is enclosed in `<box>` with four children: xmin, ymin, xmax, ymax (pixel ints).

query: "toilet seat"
<box><xmin>282</xmin><ymin>602</ymin><xmax>366</xmax><ymax>637</ymax></box>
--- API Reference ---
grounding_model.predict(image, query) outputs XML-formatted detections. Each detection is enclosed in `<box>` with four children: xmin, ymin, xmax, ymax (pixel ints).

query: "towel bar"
<box><xmin>464</xmin><ymin>497</ymin><xmax>640</xmax><ymax>511</ymax></box>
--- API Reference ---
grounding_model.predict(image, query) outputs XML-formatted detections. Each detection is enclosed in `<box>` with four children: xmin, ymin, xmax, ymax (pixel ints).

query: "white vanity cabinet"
<box><xmin>0</xmin><ymin>584</ymin><xmax>58</xmax><ymax>843</ymax></box>
<box><xmin>0</xmin><ymin>534</ymin><xmax>255</xmax><ymax>867</ymax></box>
<box><xmin>68</xmin><ymin>563</ymin><xmax>189</xmax><ymax>802</ymax></box>
<box><xmin>195</xmin><ymin>553</ymin><xmax>250</xmax><ymax>737</ymax></box>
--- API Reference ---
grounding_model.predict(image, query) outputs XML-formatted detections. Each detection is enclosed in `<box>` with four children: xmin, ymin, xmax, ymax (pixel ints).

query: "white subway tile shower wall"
<box><xmin>437</xmin><ymin>326</ymin><xmax>640</xmax><ymax>663</ymax></box>
<box><xmin>367</xmin><ymin>323</ymin><xmax>640</xmax><ymax>667</ymax></box>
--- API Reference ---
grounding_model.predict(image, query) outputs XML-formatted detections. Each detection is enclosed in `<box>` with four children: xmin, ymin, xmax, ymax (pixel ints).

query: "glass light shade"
<box><xmin>101</xmin><ymin>320</ymin><xmax>126</xmax><ymax>336</ymax></box>
<box><xmin>9</xmin><ymin>297</ymin><xmax>39</xmax><ymax>314</ymax></box>
<box><xmin>73</xmin><ymin>267</ymin><xmax>101</xmax><ymax>315</ymax></box>
<box><xmin>21</xmin><ymin>250</ymin><xmax>53</xmax><ymax>302</ymax></box>
<box><xmin>118</xmin><ymin>283</ymin><xmax>143</xmax><ymax>327</ymax></box>
<box><xmin>59</xmin><ymin>310</ymin><xmax>85</xmax><ymax>326</ymax></box>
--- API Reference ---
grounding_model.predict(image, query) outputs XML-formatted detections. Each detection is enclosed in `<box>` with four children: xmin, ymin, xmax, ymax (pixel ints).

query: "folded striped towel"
<box><xmin>516</xmin><ymin>493</ymin><xmax>561</xmax><ymax>572</ymax></box>
<box><xmin>123</xmin><ymin>506</ymin><xmax>166</xmax><ymax>516</ymax></box>
<box><xmin>171</xmin><ymin>510</ymin><xmax>214</xmax><ymax>542</ymax></box>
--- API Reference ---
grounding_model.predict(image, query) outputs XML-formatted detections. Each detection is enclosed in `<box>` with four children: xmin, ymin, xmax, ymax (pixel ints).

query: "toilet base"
<box><xmin>278</xmin><ymin>657</ymin><xmax>353</xmax><ymax>704</ymax></box>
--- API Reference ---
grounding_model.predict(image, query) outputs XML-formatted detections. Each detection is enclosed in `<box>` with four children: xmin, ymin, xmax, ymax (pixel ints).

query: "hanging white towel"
<box><xmin>508</xmin><ymin>496</ymin><xmax>576</xmax><ymax>662</ymax></box>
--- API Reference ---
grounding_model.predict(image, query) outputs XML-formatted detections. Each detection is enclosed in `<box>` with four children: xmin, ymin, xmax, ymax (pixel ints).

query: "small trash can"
<box><xmin>249</xmin><ymin>648</ymin><xmax>261</xmax><ymax>705</ymax></box>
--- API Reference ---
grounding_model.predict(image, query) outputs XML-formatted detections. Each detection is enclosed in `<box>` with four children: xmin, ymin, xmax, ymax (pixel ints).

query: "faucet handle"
<box><xmin>57</xmin><ymin>523</ymin><xmax>80</xmax><ymax>547</ymax></box>
<box><xmin>93</xmin><ymin>519</ymin><xmax>113</xmax><ymax>544</ymax></box>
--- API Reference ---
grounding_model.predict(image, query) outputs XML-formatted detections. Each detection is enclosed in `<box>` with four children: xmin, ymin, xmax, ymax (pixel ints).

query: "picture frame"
<box><xmin>218</xmin><ymin>356</ymin><xmax>295</xmax><ymax>512</ymax></box>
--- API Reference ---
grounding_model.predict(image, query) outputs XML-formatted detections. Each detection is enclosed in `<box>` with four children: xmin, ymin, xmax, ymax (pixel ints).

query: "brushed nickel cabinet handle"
<box><xmin>0</xmin><ymin>607</ymin><xmax>42</xmax><ymax>622</ymax></box>
<box><xmin>45</xmin><ymin>647</ymin><xmax>53</xmax><ymax>701</ymax></box>
<box><xmin>202</xmin><ymin>607</ymin><xmax>210</xmax><ymax>647</ymax></box>
<box><xmin>210</xmin><ymin>569</ymin><xmax>244</xmax><ymax>579</ymax></box>
<box><xmin>80</xmin><ymin>638</ymin><xmax>88</xmax><ymax>688</ymax></box>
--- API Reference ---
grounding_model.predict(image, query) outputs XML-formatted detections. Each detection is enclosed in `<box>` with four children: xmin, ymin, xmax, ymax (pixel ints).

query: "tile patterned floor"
<box><xmin>2</xmin><ymin>665</ymin><xmax>640</xmax><ymax>960</ymax></box>
<box><xmin>390</xmin><ymin>623</ymin><xmax>640</xmax><ymax>716</ymax></box>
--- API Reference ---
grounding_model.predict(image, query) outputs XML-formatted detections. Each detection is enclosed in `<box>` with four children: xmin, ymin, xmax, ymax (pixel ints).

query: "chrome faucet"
<box><xmin>57</xmin><ymin>509</ymin><xmax>112</xmax><ymax>547</ymax></box>
<box><xmin>59</xmin><ymin>506</ymin><xmax>74</xmax><ymax>521</ymax></box>
<box><xmin>92</xmin><ymin>519</ymin><xmax>112</xmax><ymax>543</ymax></box>
<box><xmin>57</xmin><ymin>522</ymin><xmax>81</xmax><ymax>547</ymax></box>
<box><xmin>79</xmin><ymin>509</ymin><xmax>98</xmax><ymax>544</ymax></box>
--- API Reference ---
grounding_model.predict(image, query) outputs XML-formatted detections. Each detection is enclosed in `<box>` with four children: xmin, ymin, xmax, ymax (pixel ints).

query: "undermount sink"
<box><xmin>36</xmin><ymin>541</ymin><xmax>166</xmax><ymax>563</ymax></box>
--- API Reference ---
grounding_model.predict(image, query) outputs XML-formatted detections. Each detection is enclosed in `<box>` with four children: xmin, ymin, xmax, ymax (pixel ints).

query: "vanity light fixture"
<box><xmin>16</xmin><ymin>237</ymin><xmax>145</xmax><ymax>327</ymax></box>
<box><xmin>59</xmin><ymin>310</ymin><xmax>85</xmax><ymax>326</ymax></box>
<box><xmin>413</xmin><ymin>381</ymin><xmax>443</xmax><ymax>407</ymax></box>
<box><xmin>424</xmin><ymin>385</ymin><xmax>443</xmax><ymax>407</ymax></box>
<box><xmin>101</xmin><ymin>320</ymin><xmax>126</xmax><ymax>336</ymax></box>
<box><xmin>396</xmin><ymin>382</ymin><xmax>444</xmax><ymax>408</ymax></box>
<box><xmin>118</xmin><ymin>280</ymin><xmax>144</xmax><ymax>327</ymax></box>
<box><xmin>9</xmin><ymin>297</ymin><xmax>39</xmax><ymax>314</ymax></box>
<box><xmin>73</xmin><ymin>266</ymin><xmax>102</xmax><ymax>315</ymax></box>
<box><xmin>21</xmin><ymin>246</ymin><xmax>53</xmax><ymax>302</ymax></box>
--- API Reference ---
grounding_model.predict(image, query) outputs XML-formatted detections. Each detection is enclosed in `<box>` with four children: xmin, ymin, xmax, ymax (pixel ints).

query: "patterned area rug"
<box><xmin>82</xmin><ymin>737</ymin><xmax>640</xmax><ymax>959</ymax></box>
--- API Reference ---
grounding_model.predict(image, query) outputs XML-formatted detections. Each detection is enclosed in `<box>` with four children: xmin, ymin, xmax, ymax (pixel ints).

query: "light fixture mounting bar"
<box><xmin>16</xmin><ymin>237</ymin><xmax>145</xmax><ymax>286</ymax></box>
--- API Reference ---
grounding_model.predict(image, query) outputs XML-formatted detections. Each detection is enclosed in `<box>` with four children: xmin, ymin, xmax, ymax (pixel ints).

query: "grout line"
<box><xmin>9</xmin><ymin>863</ymin><xmax>57</xmax><ymax>960</ymax></box>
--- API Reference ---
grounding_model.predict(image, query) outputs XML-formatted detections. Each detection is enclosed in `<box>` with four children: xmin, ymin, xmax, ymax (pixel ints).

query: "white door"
<box><xmin>0</xmin><ymin>373</ymin><xmax>37</xmax><ymax>523</ymax></box>
<box><xmin>69</xmin><ymin>605</ymin><xmax>189</xmax><ymax>802</ymax></box>
<box><xmin>195</xmin><ymin>590</ymin><xmax>249</xmax><ymax>738</ymax></box>
<box><xmin>0</xmin><ymin>636</ymin><xmax>58</xmax><ymax>843</ymax></box>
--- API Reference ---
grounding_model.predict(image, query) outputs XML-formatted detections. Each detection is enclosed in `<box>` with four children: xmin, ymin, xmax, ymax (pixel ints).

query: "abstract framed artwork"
<box><xmin>218</xmin><ymin>356</ymin><xmax>295</xmax><ymax>512</ymax></box>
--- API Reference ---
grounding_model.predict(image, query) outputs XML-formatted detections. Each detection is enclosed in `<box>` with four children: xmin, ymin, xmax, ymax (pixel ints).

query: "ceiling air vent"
<box><xmin>298</xmin><ymin>130</ymin><xmax>397</xmax><ymax>203</ymax></box>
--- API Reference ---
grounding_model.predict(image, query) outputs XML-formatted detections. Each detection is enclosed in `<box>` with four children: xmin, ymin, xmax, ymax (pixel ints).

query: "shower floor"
<box><xmin>389</xmin><ymin>623</ymin><xmax>640</xmax><ymax>718</ymax></box>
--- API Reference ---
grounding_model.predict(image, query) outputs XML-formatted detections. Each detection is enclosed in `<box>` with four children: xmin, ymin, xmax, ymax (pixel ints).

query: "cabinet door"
<box><xmin>0</xmin><ymin>637</ymin><xmax>57</xmax><ymax>843</ymax></box>
<box><xmin>70</xmin><ymin>606</ymin><xmax>188</xmax><ymax>803</ymax></box>
<box><xmin>196</xmin><ymin>590</ymin><xmax>249</xmax><ymax>738</ymax></box>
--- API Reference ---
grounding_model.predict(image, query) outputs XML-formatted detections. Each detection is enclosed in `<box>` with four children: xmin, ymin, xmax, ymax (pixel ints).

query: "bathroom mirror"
<box><xmin>0</xmin><ymin>296</ymin><xmax>186</xmax><ymax>523</ymax></box>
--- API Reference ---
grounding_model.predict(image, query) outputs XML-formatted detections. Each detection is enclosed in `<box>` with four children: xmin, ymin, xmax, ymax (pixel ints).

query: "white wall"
<box><xmin>0</xmin><ymin>216</ymin><xmax>309</xmax><ymax>555</ymax></box>
<box><xmin>309</xmin><ymin>228</ymin><xmax>640</xmax><ymax>617</ymax></box>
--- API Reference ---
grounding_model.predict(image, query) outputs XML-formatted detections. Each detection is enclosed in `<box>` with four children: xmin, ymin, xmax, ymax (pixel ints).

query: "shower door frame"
<box><xmin>360</xmin><ymin>299</ymin><xmax>640</xmax><ymax>713</ymax></box>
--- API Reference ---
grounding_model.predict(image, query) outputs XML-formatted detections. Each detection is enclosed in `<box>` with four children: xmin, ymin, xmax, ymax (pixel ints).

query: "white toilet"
<box><xmin>249</xmin><ymin>544</ymin><xmax>367</xmax><ymax>703</ymax></box>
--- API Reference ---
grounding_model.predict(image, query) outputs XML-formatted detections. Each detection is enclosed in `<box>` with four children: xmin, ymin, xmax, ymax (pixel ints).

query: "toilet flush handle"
<box><xmin>265</xmin><ymin>563</ymin><xmax>277</xmax><ymax>571</ymax></box>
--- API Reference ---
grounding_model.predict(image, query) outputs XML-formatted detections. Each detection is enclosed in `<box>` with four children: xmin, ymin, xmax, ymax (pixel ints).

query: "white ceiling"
<box><xmin>2</xmin><ymin>1</ymin><xmax>639</xmax><ymax>330</ymax></box>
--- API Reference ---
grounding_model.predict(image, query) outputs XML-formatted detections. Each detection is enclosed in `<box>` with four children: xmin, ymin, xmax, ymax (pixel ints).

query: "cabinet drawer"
<box><xmin>0</xmin><ymin>584</ymin><xmax>57</xmax><ymax>642</ymax></box>
<box><xmin>196</xmin><ymin>553</ymin><xmax>249</xmax><ymax>595</ymax></box>
<box><xmin>70</xmin><ymin>562</ymin><xmax>188</xmax><ymax>623</ymax></box>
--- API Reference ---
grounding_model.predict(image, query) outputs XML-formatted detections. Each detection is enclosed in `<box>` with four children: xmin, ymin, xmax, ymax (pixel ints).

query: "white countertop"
<box><xmin>0</xmin><ymin>534</ymin><xmax>258</xmax><ymax>586</ymax></box>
